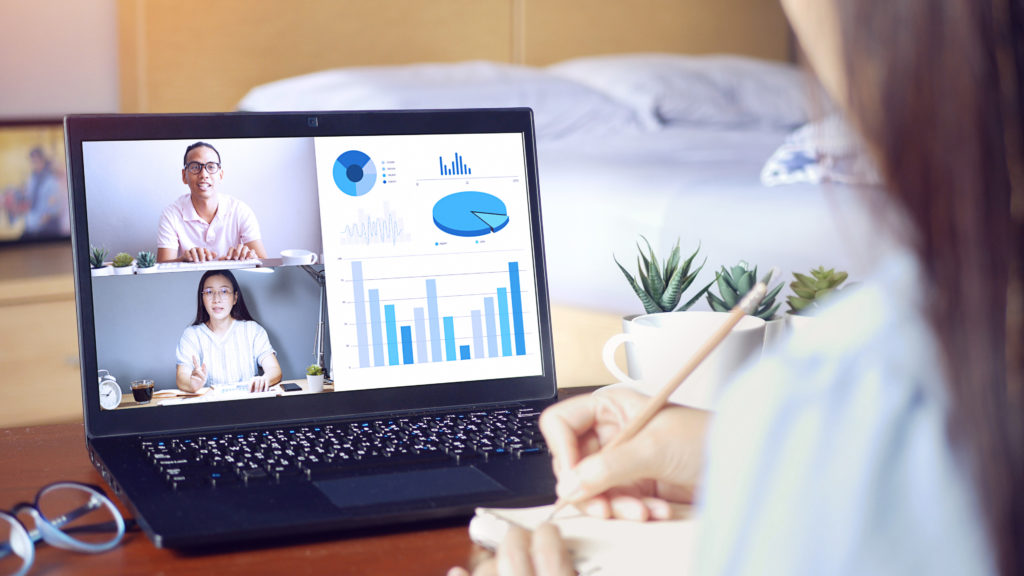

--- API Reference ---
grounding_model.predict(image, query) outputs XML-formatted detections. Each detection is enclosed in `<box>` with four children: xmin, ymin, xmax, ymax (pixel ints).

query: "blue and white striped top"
<box><xmin>176</xmin><ymin>319</ymin><xmax>276</xmax><ymax>388</ymax></box>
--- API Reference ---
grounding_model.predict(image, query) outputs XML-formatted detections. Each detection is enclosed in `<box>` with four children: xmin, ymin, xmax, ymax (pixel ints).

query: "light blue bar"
<box><xmin>497</xmin><ymin>287</ymin><xmax>512</xmax><ymax>357</ymax></box>
<box><xmin>443</xmin><ymin>316</ymin><xmax>456</xmax><ymax>361</ymax></box>
<box><xmin>427</xmin><ymin>279</ymin><xmax>442</xmax><ymax>362</ymax></box>
<box><xmin>352</xmin><ymin>261</ymin><xmax>369</xmax><ymax>368</ymax></box>
<box><xmin>385</xmin><ymin>304</ymin><xmax>399</xmax><ymax>366</ymax></box>
<box><xmin>460</xmin><ymin>345</ymin><xmax>471</xmax><ymax>360</ymax></box>
<box><xmin>369</xmin><ymin>289</ymin><xmax>385</xmax><ymax>366</ymax></box>
<box><xmin>401</xmin><ymin>326</ymin><xmax>414</xmax><ymax>365</ymax></box>
<box><xmin>484</xmin><ymin>297</ymin><xmax>498</xmax><ymax>358</ymax></box>
<box><xmin>413</xmin><ymin>307</ymin><xmax>427</xmax><ymax>365</ymax></box>
<box><xmin>471</xmin><ymin>310</ymin><xmax>484</xmax><ymax>359</ymax></box>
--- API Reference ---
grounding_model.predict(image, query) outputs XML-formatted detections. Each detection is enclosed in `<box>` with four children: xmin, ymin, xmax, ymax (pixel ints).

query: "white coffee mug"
<box><xmin>602</xmin><ymin>311</ymin><xmax>766</xmax><ymax>410</ymax></box>
<box><xmin>280</xmin><ymin>249</ymin><xmax>318</xmax><ymax>266</ymax></box>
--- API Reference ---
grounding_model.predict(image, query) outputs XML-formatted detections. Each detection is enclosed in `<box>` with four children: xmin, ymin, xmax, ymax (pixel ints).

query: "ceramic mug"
<box><xmin>280</xmin><ymin>249</ymin><xmax>318</xmax><ymax>266</ymax></box>
<box><xmin>602</xmin><ymin>311</ymin><xmax>766</xmax><ymax>409</ymax></box>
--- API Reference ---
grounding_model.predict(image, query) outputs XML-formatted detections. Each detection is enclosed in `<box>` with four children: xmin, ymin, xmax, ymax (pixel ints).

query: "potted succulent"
<box><xmin>786</xmin><ymin>266</ymin><xmax>849</xmax><ymax>334</ymax></box>
<box><xmin>305</xmin><ymin>363</ymin><xmax>324</xmax><ymax>393</ymax></box>
<box><xmin>111</xmin><ymin>252</ymin><xmax>135</xmax><ymax>275</ymax></box>
<box><xmin>89</xmin><ymin>245</ymin><xmax>113</xmax><ymax>276</ymax></box>
<box><xmin>614</xmin><ymin>236</ymin><xmax>711</xmax><ymax>378</ymax></box>
<box><xmin>135</xmin><ymin>250</ymin><xmax>158</xmax><ymax>273</ymax></box>
<box><xmin>615</xmin><ymin>236</ymin><xmax>710</xmax><ymax>314</ymax></box>
<box><xmin>706</xmin><ymin>261</ymin><xmax>785</xmax><ymax>348</ymax></box>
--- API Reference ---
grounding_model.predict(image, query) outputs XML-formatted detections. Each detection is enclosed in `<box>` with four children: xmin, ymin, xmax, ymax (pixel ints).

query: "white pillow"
<box><xmin>547</xmin><ymin>53</ymin><xmax>811</xmax><ymax>130</ymax></box>
<box><xmin>237</xmin><ymin>61</ymin><xmax>643</xmax><ymax>141</ymax></box>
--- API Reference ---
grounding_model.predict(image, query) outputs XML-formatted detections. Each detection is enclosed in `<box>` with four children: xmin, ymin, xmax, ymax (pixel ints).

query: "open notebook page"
<box><xmin>469</xmin><ymin>504</ymin><xmax>698</xmax><ymax>575</ymax></box>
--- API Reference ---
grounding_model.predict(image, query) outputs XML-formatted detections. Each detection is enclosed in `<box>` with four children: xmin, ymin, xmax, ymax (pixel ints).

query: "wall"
<box><xmin>0</xmin><ymin>0</ymin><xmax>120</xmax><ymax>117</ymax></box>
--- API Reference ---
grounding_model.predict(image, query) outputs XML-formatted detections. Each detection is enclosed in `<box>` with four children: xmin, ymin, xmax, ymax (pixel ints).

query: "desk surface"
<box><xmin>0</xmin><ymin>387</ymin><xmax>597</xmax><ymax>575</ymax></box>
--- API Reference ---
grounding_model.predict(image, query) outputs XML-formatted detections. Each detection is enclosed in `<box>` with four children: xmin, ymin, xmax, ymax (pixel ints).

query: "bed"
<box><xmin>114</xmin><ymin>0</ymin><xmax>887</xmax><ymax>385</ymax></box>
<box><xmin>231</xmin><ymin>54</ymin><xmax>889</xmax><ymax>385</ymax></box>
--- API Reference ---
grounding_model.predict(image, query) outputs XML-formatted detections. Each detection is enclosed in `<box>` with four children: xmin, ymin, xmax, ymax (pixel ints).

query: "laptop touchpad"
<box><xmin>314</xmin><ymin>467</ymin><xmax>509</xmax><ymax>509</ymax></box>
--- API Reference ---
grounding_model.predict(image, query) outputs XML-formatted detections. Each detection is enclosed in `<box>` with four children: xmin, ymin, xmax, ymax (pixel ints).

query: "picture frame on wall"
<box><xmin>0</xmin><ymin>118</ymin><xmax>69</xmax><ymax>245</ymax></box>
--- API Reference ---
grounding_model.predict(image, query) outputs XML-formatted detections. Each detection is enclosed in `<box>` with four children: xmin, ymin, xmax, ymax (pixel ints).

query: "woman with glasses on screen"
<box><xmin>175</xmin><ymin>269</ymin><xmax>282</xmax><ymax>394</ymax></box>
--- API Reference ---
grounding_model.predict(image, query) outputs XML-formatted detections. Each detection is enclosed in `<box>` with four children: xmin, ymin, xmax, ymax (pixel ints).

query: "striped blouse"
<box><xmin>176</xmin><ymin>319</ymin><xmax>276</xmax><ymax>388</ymax></box>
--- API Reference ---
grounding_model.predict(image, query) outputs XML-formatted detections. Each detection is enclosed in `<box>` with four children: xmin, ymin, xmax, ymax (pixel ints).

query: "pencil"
<box><xmin>543</xmin><ymin>269</ymin><xmax>777</xmax><ymax>522</ymax></box>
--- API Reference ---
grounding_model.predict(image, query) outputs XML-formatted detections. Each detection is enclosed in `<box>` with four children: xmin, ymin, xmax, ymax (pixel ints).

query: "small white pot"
<box><xmin>91</xmin><ymin>265</ymin><xmax>114</xmax><ymax>277</ymax></box>
<box><xmin>112</xmin><ymin>264</ymin><xmax>135</xmax><ymax>275</ymax></box>
<box><xmin>306</xmin><ymin>374</ymin><xmax>324</xmax><ymax>393</ymax></box>
<box><xmin>136</xmin><ymin>265</ymin><xmax>159</xmax><ymax>274</ymax></box>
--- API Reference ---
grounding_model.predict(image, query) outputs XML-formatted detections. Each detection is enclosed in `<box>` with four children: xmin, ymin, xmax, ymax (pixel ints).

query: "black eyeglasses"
<box><xmin>184</xmin><ymin>161</ymin><xmax>221</xmax><ymax>175</ymax></box>
<box><xmin>0</xmin><ymin>482</ymin><xmax>126</xmax><ymax>576</ymax></box>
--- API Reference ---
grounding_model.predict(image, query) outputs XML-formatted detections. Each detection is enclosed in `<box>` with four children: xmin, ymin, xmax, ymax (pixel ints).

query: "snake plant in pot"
<box><xmin>613</xmin><ymin>237</ymin><xmax>712</xmax><ymax>379</ymax></box>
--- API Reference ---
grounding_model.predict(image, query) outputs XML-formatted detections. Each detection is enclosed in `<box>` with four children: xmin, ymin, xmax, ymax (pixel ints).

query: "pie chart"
<box><xmin>333</xmin><ymin>150</ymin><xmax>376</xmax><ymax>197</ymax></box>
<box><xmin>432</xmin><ymin>191</ymin><xmax>509</xmax><ymax>237</ymax></box>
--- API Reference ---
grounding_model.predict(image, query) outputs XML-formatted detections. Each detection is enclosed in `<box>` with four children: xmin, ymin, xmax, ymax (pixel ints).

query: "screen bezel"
<box><xmin>65</xmin><ymin>109</ymin><xmax>556</xmax><ymax>438</ymax></box>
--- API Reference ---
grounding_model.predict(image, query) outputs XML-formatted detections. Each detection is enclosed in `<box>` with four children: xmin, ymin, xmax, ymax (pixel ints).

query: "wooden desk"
<box><xmin>117</xmin><ymin>379</ymin><xmax>331</xmax><ymax>409</ymax></box>
<box><xmin>0</xmin><ymin>387</ymin><xmax>598</xmax><ymax>575</ymax></box>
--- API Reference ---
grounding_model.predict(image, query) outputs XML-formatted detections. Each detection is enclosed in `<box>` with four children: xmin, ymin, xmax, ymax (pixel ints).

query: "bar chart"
<box><xmin>348</xmin><ymin>259</ymin><xmax>527</xmax><ymax>368</ymax></box>
<box><xmin>439</xmin><ymin>152</ymin><xmax>472</xmax><ymax>176</ymax></box>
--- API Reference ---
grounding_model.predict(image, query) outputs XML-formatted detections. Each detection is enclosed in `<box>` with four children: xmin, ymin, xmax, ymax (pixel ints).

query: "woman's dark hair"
<box><xmin>191</xmin><ymin>269</ymin><xmax>255</xmax><ymax>326</ymax></box>
<box><xmin>183</xmin><ymin>141</ymin><xmax>221</xmax><ymax>167</ymax></box>
<box><xmin>832</xmin><ymin>0</ymin><xmax>1024</xmax><ymax>573</ymax></box>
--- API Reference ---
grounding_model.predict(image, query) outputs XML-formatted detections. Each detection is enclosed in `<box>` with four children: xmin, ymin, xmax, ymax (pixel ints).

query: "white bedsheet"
<box><xmin>537</xmin><ymin>125</ymin><xmax>890</xmax><ymax>315</ymax></box>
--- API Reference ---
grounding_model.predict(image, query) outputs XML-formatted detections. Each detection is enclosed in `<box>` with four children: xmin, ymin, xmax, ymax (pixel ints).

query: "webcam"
<box><xmin>307</xmin><ymin>116</ymin><xmax>318</xmax><ymax>128</ymax></box>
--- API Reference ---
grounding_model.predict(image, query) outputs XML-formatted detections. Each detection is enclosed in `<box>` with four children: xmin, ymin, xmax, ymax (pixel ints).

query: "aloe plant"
<box><xmin>614</xmin><ymin>237</ymin><xmax>711</xmax><ymax>314</ymax></box>
<box><xmin>706</xmin><ymin>261</ymin><xmax>783</xmax><ymax>320</ymax></box>
<box><xmin>136</xmin><ymin>250</ymin><xmax>156</xmax><ymax>269</ymax></box>
<box><xmin>89</xmin><ymin>245</ymin><xmax>108</xmax><ymax>269</ymax></box>
<box><xmin>111</xmin><ymin>252</ymin><xmax>134</xmax><ymax>268</ymax></box>
<box><xmin>787</xmin><ymin>266</ymin><xmax>849</xmax><ymax>315</ymax></box>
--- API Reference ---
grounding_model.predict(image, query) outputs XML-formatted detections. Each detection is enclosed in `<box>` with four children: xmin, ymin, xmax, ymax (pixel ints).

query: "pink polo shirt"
<box><xmin>157</xmin><ymin>194</ymin><xmax>262</xmax><ymax>259</ymax></box>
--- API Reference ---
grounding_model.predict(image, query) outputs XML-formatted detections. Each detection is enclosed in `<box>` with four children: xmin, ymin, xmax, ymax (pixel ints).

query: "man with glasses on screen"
<box><xmin>156</xmin><ymin>142</ymin><xmax>268</xmax><ymax>263</ymax></box>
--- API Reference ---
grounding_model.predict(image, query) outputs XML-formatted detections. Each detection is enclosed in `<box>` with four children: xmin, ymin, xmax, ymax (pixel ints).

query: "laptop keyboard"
<box><xmin>141</xmin><ymin>406</ymin><xmax>548</xmax><ymax>490</ymax></box>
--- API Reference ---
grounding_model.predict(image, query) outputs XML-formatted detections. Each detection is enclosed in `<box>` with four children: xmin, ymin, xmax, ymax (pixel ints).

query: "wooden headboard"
<box><xmin>118</xmin><ymin>0</ymin><xmax>791</xmax><ymax>113</ymax></box>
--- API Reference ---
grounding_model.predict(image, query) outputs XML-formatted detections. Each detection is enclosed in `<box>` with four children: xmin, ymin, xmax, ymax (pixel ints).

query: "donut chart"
<box><xmin>432</xmin><ymin>191</ymin><xmax>509</xmax><ymax>237</ymax></box>
<box><xmin>333</xmin><ymin>150</ymin><xmax>376</xmax><ymax>197</ymax></box>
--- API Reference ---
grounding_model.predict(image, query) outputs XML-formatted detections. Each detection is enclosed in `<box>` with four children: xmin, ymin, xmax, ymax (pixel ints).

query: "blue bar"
<box><xmin>401</xmin><ymin>326</ymin><xmax>414</xmax><ymax>365</ymax></box>
<box><xmin>427</xmin><ymin>279</ymin><xmax>442</xmax><ymax>362</ymax></box>
<box><xmin>369</xmin><ymin>289</ymin><xmax>385</xmax><ymax>366</ymax></box>
<box><xmin>439</xmin><ymin>156</ymin><xmax>443</xmax><ymax>175</ymax></box>
<box><xmin>471</xmin><ymin>309</ymin><xmax>484</xmax><ymax>359</ymax></box>
<box><xmin>509</xmin><ymin>262</ymin><xmax>526</xmax><ymax>356</ymax></box>
<box><xmin>385</xmin><ymin>304</ymin><xmax>399</xmax><ymax>366</ymax></box>
<box><xmin>484</xmin><ymin>297</ymin><xmax>498</xmax><ymax>358</ymax></box>
<box><xmin>457</xmin><ymin>153</ymin><xmax>463</xmax><ymax>175</ymax></box>
<box><xmin>460</xmin><ymin>345</ymin><xmax>471</xmax><ymax>360</ymax></box>
<box><xmin>413</xmin><ymin>307</ymin><xmax>427</xmax><ymax>365</ymax></box>
<box><xmin>443</xmin><ymin>316</ymin><xmax>456</xmax><ymax>361</ymax></box>
<box><xmin>497</xmin><ymin>288</ymin><xmax>512</xmax><ymax>357</ymax></box>
<box><xmin>352</xmin><ymin>261</ymin><xmax>369</xmax><ymax>368</ymax></box>
<box><xmin>467</xmin><ymin>166</ymin><xmax>471</xmax><ymax>175</ymax></box>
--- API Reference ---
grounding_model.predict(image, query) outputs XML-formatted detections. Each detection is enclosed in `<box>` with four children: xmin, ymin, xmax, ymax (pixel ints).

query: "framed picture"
<box><xmin>0</xmin><ymin>118</ymin><xmax>69</xmax><ymax>245</ymax></box>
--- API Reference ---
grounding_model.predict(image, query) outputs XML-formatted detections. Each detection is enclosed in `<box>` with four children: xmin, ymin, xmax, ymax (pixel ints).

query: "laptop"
<box><xmin>64</xmin><ymin>109</ymin><xmax>559</xmax><ymax>548</ymax></box>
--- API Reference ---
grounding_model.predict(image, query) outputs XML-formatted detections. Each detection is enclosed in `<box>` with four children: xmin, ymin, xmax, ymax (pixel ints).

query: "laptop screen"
<box><xmin>67</xmin><ymin>110</ymin><xmax>555</xmax><ymax>436</ymax></box>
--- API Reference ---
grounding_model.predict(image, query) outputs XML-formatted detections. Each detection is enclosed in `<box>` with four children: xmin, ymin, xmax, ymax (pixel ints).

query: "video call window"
<box><xmin>83</xmin><ymin>134</ymin><xmax>543</xmax><ymax>411</ymax></box>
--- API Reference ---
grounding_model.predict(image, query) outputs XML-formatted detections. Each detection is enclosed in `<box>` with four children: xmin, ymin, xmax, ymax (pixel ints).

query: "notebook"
<box><xmin>65</xmin><ymin>109</ymin><xmax>559</xmax><ymax>548</ymax></box>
